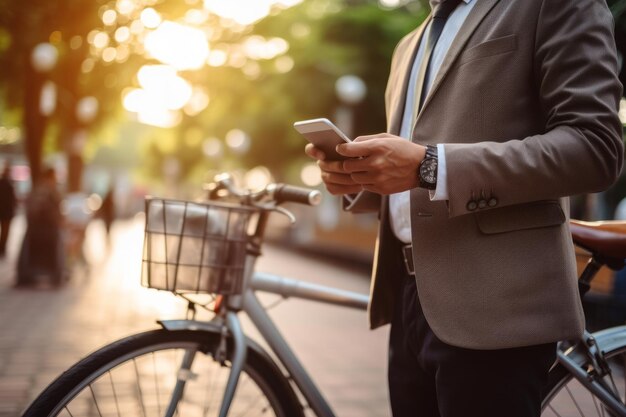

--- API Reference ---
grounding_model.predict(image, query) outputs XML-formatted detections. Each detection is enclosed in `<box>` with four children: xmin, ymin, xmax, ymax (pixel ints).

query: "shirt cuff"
<box><xmin>429</xmin><ymin>143</ymin><xmax>448</xmax><ymax>201</ymax></box>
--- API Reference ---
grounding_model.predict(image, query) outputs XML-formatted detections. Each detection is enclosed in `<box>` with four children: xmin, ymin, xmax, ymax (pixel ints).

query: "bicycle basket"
<box><xmin>141</xmin><ymin>197</ymin><xmax>254</xmax><ymax>295</ymax></box>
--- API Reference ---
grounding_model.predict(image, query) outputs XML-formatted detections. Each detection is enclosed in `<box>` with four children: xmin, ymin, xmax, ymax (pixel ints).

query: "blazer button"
<box><xmin>478</xmin><ymin>199</ymin><xmax>487</xmax><ymax>209</ymax></box>
<box><xmin>488</xmin><ymin>198</ymin><xmax>498</xmax><ymax>207</ymax></box>
<box><xmin>466</xmin><ymin>200</ymin><xmax>478</xmax><ymax>211</ymax></box>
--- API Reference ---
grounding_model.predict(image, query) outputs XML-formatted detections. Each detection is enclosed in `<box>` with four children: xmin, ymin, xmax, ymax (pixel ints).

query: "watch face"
<box><xmin>420</xmin><ymin>159</ymin><xmax>437</xmax><ymax>184</ymax></box>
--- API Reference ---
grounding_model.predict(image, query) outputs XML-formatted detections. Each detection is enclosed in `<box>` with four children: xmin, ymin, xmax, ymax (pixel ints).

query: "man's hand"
<box><xmin>305</xmin><ymin>133</ymin><xmax>427</xmax><ymax>195</ymax></box>
<box><xmin>304</xmin><ymin>143</ymin><xmax>363</xmax><ymax>195</ymax></box>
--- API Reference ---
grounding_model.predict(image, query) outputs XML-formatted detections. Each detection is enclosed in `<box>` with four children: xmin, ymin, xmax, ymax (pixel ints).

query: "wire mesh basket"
<box><xmin>141</xmin><ymin>197</ymin><xmax>255</xmax><ymax>295</ymax></box>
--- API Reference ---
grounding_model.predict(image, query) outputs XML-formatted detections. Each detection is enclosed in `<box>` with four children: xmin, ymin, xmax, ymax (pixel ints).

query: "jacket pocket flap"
<box><xmin>459</xmin><ymin>34</ymin><xmax>517</xmax><ymax>66</ymax></box>
<box><xmin>475</xmin><ymin>200</ymin><xmax>565</xmax><ymax>235</ymax></box>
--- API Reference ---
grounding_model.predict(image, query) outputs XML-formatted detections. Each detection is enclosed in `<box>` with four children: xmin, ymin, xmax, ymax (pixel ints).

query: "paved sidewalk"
<box><xmin>0</xmin><ymin>215</ymin><xmax>390</xmax><ymax>417</ymax></box>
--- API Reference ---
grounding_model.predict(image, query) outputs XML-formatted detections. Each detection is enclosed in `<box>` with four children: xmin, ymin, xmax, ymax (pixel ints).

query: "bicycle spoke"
<box><xmin>547</xmin><ymin>403</ymin><xmax>563</xmax><ymax>417</ymax></box>
<box><xmin>151</xmin><ymin>352</ymin><xmax>163</xmax><ymax>416</ymax></box>
<box><xmin>88</xmin><ymin>384</ymin><xmax>104</xmax><ymax>417</ymax></box>
<box><xmin>565</xmin><ymin>384</ymin><xmax>586</xmax><ymax>417</ymax></box>
<box><xmin>591</xmin><ymin>392</ymin><xmax>603</xmax><ymax>417</ymax></box>
<box><xmin>233</xmin><ymin>386</ymin><xmax>266</xmax><ymax>417</ymax></box>
<box><xmin>132</xmin><ymin>358</ymin><xmax>148</xmax><ymax>417</ymax></box>
<box><xmin>592</xmin><ymin>391</ymin><xmax>605</xmax><ymax>417</ymax></box>
<box><xmin>108</xmin><ymin>371</ymin><xmax>122</xmax><ymax>417</ymax></box>
<box><xmin>204</xmin><ymin>363</ymin><xmax>225</xmax><ymax>417</ymax></box>
<box><xmin>24</xmin><ymin>333</ymin><xmax>289</xmax><ymax>417</ymax></box>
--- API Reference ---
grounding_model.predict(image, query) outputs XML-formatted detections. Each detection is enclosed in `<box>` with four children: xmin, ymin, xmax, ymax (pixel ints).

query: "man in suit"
<box><xmin>305</xmin><ymin>0</ymin><xmax>624</xmax><ymax>415</ymax></box>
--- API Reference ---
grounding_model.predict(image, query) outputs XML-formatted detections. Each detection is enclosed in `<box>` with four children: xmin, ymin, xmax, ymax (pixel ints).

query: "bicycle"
<box><xmin>20</xmin><ymin>172</ymin><xmax>626</xmax><ymax>417</ymax></box>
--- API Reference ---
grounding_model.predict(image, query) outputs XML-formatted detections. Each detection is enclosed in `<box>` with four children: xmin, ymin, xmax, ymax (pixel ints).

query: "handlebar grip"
<box><xmin>272</xmin><ymin>184</ymin><xmax>322</xmax><ymax>206</ymax></box>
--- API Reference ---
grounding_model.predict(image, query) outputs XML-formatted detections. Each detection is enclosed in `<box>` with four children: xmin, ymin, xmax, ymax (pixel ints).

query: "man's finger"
<box><xmin>336</xmin><ymin>141</ymin><xmax>375</xmax><ymax>158</ymax></box>
<box><xmin>305</xmin><ymin>144</ymin><xmax>325</xmax><ymax>161</ymax></box>
<box><xmin>342</xmin><ymin>156</ymin><xmax>375</xmax><ymax>173</ymax></box>
<box><xmin>353</xmin><ymin>134</ymin><xmax>385</xmax><ymax>143</ymax></box>
<box><xmin>322</xmin><ymin>172</ymin><xmax>358</xmax><ymax>186</ymax></box>
<box><xmin>319</xmin><ymin>160</ymin><xmax>347</xmax><ymax>173</ymax></box>
<box><xmin>327</xmin><ymin>184</ymin><xmax>364</xmax><ymax>195</ymax></box>
<box><xmin>350</xmin><ymin>171</ymin><xmax>377</xmax><ymax>184</ymax></box>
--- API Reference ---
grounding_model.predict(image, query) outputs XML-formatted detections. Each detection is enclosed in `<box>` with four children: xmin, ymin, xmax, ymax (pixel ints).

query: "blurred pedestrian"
<box><xmin>16</xmin><ymin>167</ymin><xmax>64</xmax><ymax>287</ymax></box>
<box><xmin>0</xmin><ymin>164</ymin><xmax>16</xmax><ymax>258</ymax></box>
<box><xmin>63</xmin><ymin>191</ymin><xmax>92</xmax><ymax>269</ymax></box>
<box><xmin>99</xmin><ymin>188</ymin><xmax>115</xmax><ymax>239</ymax></box>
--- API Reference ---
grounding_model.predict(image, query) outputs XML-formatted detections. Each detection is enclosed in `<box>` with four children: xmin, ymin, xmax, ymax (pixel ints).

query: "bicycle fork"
<box><xmin>216</xmin><ymin>311</ymin><xmax>247</xmax><ymax>417</ymax></box>
<box><xmin>557</xmin><ymin>333</ymin><xmax>626</xmax><ymax>417</ymax></box>
<box><xmin>158</xmin><ymin>311</ymin><xmax>247</xmax><ymax>417</ymax></box>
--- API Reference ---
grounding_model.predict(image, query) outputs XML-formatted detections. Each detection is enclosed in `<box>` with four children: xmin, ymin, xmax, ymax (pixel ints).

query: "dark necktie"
<box><xmin>412</xmin><ymin>0</ymin><xmax>463</xmax><ymax>122</ymax></box>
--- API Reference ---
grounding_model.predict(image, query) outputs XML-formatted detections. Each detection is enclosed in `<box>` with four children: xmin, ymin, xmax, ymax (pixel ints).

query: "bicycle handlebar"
<box><xmin>268</xmin><ymin>183</ymin><xmax>322</xmax><ymax>206</ymax></box>
<box><xmin>208</xmin><ymin>173</ymin><xmax>322</xmax><ymax>207</ymax></box>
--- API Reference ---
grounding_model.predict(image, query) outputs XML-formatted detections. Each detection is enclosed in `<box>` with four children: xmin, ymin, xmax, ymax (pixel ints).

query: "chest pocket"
<box><xmin>458</xmin><ymin>34</ymin><xmax>517</xmax><ymax>67</ymax></box>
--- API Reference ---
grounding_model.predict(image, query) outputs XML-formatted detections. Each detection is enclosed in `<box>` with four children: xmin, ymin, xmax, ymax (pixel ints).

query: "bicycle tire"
<box><xmin>541</xmin><ymin>340</ymin><xmax>626</xmax><ymax>416</ymax></box>
<box><xmin>22</xmin><ymin>329</ymin><xmax>305</xmax><ymax>417</ymax></box>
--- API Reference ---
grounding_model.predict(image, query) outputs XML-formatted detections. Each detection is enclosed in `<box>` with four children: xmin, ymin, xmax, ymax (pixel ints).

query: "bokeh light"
<box><xmin>300</xmin><ymin>163</ymin><xmax>322</xmax><ymax>186</ymax></box>
<box><xmin>101</xmin><ymin>9</ymin><xmax>117</xmax><ymax>26</ymax></box>
<box><xmin>244</xmin><ymin>166</ymin><xmax>273</xmax><ymax>191</ymax></box>
<box><xmin>225</xmin><ymin>129</ymin><xmax>251</xmax><ymax>153</ymax></box>
<box><xmin>202</xmin><ymin>137</ymin><xmax>223</xmax><ymax>158</ymax></box>
<box><xmin>144</xmin><ymin>21</ymin><xmax>209</xmax><ymax>70</ymax></box>
<box><xmin>140</xmin><ymin>8</ymin><xmax>162</xmax><ymax>28</ymax></box>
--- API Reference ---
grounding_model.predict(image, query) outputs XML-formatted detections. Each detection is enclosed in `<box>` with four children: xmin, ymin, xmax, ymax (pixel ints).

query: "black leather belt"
<box><xmin>402</xmin><ymin>244</ymin><xmax>415</xmax><ymax>276</ymax></box>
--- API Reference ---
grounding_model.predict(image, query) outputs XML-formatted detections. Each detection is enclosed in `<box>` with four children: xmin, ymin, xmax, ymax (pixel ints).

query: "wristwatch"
<box><xmin>418</xmin><ymin>145</ymin><xmax>438</xmax><ymax>190</ymax></box>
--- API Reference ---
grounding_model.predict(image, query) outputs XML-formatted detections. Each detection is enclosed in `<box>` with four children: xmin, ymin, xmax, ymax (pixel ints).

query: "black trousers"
<box><xmin>388</xmin><ymin>275</ymin><xmax>556</xmax><ymax>417</ymax></box>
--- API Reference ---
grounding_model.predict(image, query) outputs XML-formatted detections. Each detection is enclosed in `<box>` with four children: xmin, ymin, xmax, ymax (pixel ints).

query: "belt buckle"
<box><xmin>402</xmin><ymin>244</ymin><xmax>415</xmax><ymax>276</ymax></box>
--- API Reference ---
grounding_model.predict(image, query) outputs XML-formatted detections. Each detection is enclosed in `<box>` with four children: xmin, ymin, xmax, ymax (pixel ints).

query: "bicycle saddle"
<box><xmin>570</xmin><ymin>219</ymin><xmax>626</xmax><ymax>260</ymax></box>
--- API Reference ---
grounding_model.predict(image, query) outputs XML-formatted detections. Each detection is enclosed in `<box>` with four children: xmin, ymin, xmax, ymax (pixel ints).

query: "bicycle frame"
<box><xmin>161</xmin><ymin>270</ymin><xmax>368</xmax><ymax>417</ymax></box>
<box><xmin>553</xmin><ymin>326</ymin><xmax>626</xmax><ymax>416</ymax></box>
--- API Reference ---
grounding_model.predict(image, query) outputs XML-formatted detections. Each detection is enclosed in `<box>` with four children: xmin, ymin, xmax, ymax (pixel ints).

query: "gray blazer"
<box><xmin>350</xmin><ymin>0</ymin><xmax>624</xmax><ymax>349</ymax></box>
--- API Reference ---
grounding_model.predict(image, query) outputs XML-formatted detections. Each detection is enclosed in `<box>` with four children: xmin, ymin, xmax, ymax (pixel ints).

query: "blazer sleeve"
<box><xmin>442</xmin><ymin>0</ymin><xmax>624</xmax><ymax>218</ymax></box>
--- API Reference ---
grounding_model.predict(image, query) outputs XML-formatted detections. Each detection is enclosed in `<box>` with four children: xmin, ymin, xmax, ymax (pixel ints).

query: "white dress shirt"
<box><xmin>389</xmin><ymin>0</ymin><xmax>476</xmax><ymax>244</ymax></box>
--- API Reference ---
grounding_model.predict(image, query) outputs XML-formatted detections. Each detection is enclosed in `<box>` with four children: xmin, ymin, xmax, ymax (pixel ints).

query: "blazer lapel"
<box><xmin>387</xmin><ymin>17</ymin><xmax>431</xmax><ymax>135</ymax></box>
<box><xmin>414</xmin><ymin>0</ymin><xmax>501</xmax><ymax>127</ymax></box>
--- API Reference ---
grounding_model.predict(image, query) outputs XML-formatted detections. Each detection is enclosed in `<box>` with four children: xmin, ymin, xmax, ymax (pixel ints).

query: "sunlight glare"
<box><xmin>138</xmin><ymin>107</ymin><xmax>182</xmax><ymax>128</ymax></box>
<box><xmin>144</xmin><ymin>21</ymin><xmax>209</xmax><ymax>70</ymax></box>
<box><xmin>204</xmin><ymin>0</ymin><xmax>302</xmax><ymax>25</ymax></box>
<box><xmin>116</xmin><ymin>0</ymin><xmax>135</xmax><ymax>16</ymax></box>
<box><xmin>204</xmin><ymin>0</ymin><xmax>271</xmax><ymax>25</ymax></box>
<box><xmin>137</xmin><ymin>65</ymin><xmax>193</xmax><ymax>110</ymax></box>
<box><xmin>207</xmin><ymin>49</ymin><xmax>227</xmax><ymax>66</ymax></box>
<box><xmin>242</xmin><ymin>36</ymin><xmax>289</xmax><ymax>60</ymax></box>
<box><xmin>123</xmin><ymin>65</ymin><xmax>194</xmax><ymax>128</ymax></box>
<box><xmin>141</xmin><ymin>8</ymin><xmax>162</xmax><ymax>29</ymax></box>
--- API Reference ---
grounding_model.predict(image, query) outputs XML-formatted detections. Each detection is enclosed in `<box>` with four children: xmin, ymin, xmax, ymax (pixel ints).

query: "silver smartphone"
<box><xmin>294</xmin><ymin>118</ymin><xmax>351</xmax><ymax>161</ymax></box>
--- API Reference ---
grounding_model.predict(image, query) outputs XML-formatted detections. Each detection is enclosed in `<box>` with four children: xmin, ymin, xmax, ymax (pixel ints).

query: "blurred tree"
<box><xmin>0</xmin><ymin>0</ymin><xmax>141</xmax><ymax>188</ymax></box>
<box><xmin>4</xmin><ymin>0</ymin><xmax>623</xmax><ymax>195</ymax></box>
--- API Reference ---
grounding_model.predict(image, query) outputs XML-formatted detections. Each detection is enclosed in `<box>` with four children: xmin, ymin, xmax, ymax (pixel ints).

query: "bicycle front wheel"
<box><xmin>22</xmin><ymin>329</ymin><xmax>304</xmax><ymax>417</ymax></box>
<box><xmin>541</xmin><ymin>341</ymin><xmax>626</xmax><ymax>416</ymax></box>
